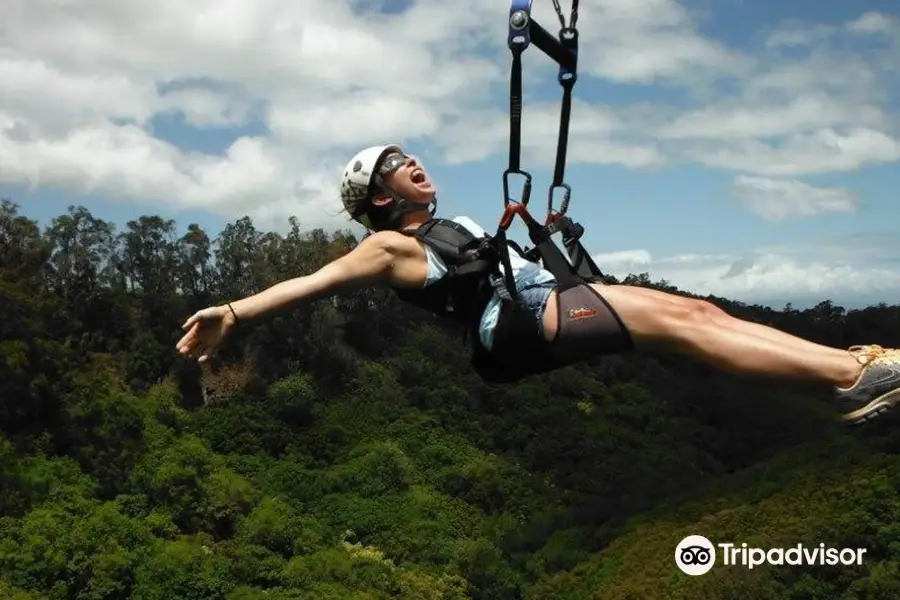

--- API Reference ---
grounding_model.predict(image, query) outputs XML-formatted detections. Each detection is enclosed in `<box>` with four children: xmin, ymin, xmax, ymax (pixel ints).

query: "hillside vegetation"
<box><xmin>2</xmin><ymin>200</ymin><xmax>900</xmax><ymax>599</ymax></box>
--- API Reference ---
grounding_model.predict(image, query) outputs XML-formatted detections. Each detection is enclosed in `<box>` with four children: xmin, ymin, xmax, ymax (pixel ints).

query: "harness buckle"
<box><xmin>563</xmin><ymin>219</ymin><xmax>584</xmax><ymax>240</ymax></box>
<box><xmin>488</xmin><ymin>273</ymin><xmax>514</xmax><ymax>301</ymax></box>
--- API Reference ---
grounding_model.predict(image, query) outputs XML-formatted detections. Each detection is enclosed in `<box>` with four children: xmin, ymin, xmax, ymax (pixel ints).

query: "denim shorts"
<box><xmin>518</xmin><ymin>281</ymin><xmax>557</xmax><ymax>330</ymax></box>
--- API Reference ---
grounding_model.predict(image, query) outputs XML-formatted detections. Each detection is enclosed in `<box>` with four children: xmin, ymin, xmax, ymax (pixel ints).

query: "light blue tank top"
<box><xmin>420</xmin><ymin>216</ymin><xmax>556</xmax><ymax>350</ymax></box>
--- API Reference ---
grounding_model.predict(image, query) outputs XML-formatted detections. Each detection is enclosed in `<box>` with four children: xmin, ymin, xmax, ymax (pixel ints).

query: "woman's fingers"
<box><xmin>183</xmin><ymin>335</ymin><xmax>219</xmax><ymax>362</ymax></box>
<box><xmin>177</xmin><ymin>333</ymin><xmax>205</xmax><ymax>358</ymax></box>
<box><xmin>176</xmin><ymin>325</ymin><xmax>198</xmax><ymax>353</ymax></box>
<box><xmin>176</xmin><ymin>330</ymin><xmax>192</xmax><ymax>349</ymax></box>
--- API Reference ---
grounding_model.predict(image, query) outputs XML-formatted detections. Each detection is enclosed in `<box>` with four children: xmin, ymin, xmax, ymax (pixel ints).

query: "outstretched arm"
<box><xmin>176</xmin><ymin>232</ymin><xmax>416</xmax><ymax>362</ymax></box>
<box><xmin>226</xmin><ymin>233</ymin><xmax>398</xmax><ymax>324</ymax></box>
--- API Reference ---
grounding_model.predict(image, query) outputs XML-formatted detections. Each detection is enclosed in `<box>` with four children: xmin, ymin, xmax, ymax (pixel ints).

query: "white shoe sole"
<box><xmin>842</xmin><ymin>387</ymin><xmax>900</xmax><ymax>425</ymax></box>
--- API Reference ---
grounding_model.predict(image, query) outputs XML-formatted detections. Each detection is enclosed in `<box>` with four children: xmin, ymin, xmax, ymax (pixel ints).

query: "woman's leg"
<box><xmin>542</xmin><ymin>282</ymin><xmax>900</xmax><ymax>423</ymax></box>
<box><xmin>621</xmin><ymin>285</ymin><xmax>851</xmax><ymax>362</ymax></box>
<box><xmin>542</xmin><ymin>283</ymin><xmax>860</xmax><ymax>387</ymax></box>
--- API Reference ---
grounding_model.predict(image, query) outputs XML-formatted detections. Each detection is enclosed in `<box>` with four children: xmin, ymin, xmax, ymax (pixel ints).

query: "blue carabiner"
<box><xmin>508</xmin><ymin>0</ymin><xmax>533</xmax><ymax>50</ymax></box>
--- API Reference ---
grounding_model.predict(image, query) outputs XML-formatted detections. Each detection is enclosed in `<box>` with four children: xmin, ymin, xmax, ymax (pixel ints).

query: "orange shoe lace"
<box><xmin>848</xmin><ymin>345</ymin><xmax>900</xmax><ymax>367</ymax></box>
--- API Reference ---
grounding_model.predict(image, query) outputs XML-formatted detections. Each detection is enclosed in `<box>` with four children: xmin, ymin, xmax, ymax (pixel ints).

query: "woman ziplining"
<box><xmin>175</xmin><ymin>0</ymin><xmax>900</xmax><ymax>425</ymax></box>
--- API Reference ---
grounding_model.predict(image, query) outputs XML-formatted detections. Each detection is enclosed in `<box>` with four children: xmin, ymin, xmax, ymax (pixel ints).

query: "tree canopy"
<box><xmin>2</xmin><ymin>199</ymin><xmax>899</xmax><ymax>599</ymax></box>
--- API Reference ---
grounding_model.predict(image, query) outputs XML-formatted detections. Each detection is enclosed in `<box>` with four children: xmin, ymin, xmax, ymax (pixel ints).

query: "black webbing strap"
<box><xmin>562</xmin><ymin>225</ymin><xmax>605</xmax><ymax>280</ymax></box>
<box><xmin>548</xmin><ymin>13</ymin><xmax>578</xmax><ymax>219</ymax></box>
<box><xmin>509</xmin><ymin>50</ymin><xmax>524</xmax><ymax>175</ymax></box>
<box><xmin>501</xmin><ymin>0</ymin><xmax>583</xmax><ymax>245</ymax></box>
<box><xmin>525</xmin><ymin>220</ymin><xmax>580</xmax><ymax>290</ymax></box>
<box><xmin>503</xmin><ymin>11</ymin><xmax>530</xmax><ymax>210</ymax></box>
<box><xmin>505</xmin><ymin>0</ymin><xmax>579</xmax><ymax>212</ymax></box>
<box><xmin>489</xmin><ymin>229</ymin><xmax>519</xmax><ymax>301</ymax></box>
<box><xmin>547</xmin><ymin>215</ymin><xmax>606</xmax><ymax>281</ymax></box>
<box><xmin>494</xmin><ymin>0</ymin><xmax>596</xmax><ymax>304</ymax></box>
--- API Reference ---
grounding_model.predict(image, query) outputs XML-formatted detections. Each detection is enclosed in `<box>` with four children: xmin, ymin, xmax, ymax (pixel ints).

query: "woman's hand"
<box><xmin>176</xmin><ymin>305</ymin><xmax>237</xmax><ymax>363</ymax></box>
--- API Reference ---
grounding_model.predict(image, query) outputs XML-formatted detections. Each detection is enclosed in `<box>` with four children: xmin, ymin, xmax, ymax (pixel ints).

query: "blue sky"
<box><xmin>1</xmin><ymin>0</ymin><xmax>898</xmax><ymax>308</ymax></box>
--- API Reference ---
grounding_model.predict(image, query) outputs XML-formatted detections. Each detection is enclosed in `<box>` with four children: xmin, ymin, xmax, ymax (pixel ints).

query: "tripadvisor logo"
<box><xmin>675</xmin><ymin>535</ymin><xmax>867</xmax><ymax>575</ymax></box>
<box><xmin>675</xmin><ymin>535</ymin><xmax>716</xmax><ymax>575</ymax></box>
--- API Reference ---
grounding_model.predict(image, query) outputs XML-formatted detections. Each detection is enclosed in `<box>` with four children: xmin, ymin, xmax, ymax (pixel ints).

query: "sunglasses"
<box><xmin>379</xmin><ymin>152</ymin><xmax>420</xmax><ymax>175</ymax></box>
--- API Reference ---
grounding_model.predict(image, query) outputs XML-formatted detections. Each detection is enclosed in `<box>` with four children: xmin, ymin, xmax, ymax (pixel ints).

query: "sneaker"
<box><xmin>835</xmin><ymin>345</ymin><xmax>900</xmax><ymax>425</ymax></box>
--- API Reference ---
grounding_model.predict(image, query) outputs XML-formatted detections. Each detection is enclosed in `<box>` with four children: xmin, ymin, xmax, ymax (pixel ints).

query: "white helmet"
<box><xmin>339</xmin><ymin>144</ymin><xmax>434</xmax><ymax>231</ymax></box>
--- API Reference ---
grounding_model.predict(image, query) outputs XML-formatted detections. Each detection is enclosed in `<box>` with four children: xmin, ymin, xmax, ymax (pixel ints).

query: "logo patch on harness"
<box><xmin>568</xmin><ymin>307</ymin><xmax>597</xmax><ymax>320</ymax></box>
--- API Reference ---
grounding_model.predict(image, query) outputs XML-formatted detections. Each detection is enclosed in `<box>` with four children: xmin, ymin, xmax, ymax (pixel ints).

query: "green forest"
<box><xmin>2</xmin><ymin>199</ymin><xmax>900</xmax><ymax>600</ymax></box>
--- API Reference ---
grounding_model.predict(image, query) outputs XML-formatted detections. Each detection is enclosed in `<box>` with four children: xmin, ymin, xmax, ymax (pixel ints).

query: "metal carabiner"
<box><xmin>503</xmin><ymin>169</ymin><xmax>533</xmax><ymax>207</ymax></box>
<box><xmin>547</xmin><ymin>183</ymin><xmax>571</xmax><ymax>218</ymax></box>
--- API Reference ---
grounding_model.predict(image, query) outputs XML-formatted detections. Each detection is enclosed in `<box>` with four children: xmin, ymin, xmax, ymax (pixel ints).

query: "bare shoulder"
<box><xmin>362</xmin><ymin>229</ymin><xmax>425</xmax><ymax>258</ymax></box>
<box><xmin>360</xmin><ymin>230</ymin><xmax>428</xmax><ymax>288</ymax></box>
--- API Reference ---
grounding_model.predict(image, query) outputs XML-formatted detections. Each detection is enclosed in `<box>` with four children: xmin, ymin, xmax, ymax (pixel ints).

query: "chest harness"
<box><xmin>394</xmin><ymin>0</ymin><xmax>633</xmax><ymax>382</ymax></box>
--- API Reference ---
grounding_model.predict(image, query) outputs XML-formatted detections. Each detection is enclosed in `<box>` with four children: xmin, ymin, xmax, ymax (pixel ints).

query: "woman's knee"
<box><xmin>633</xmin><ymin>285</ymin><xmax>726</xmax><ymax>318</ymax></box>
<box><xmin>663</xmin><ymin>298</ymin><xmax>724</xmax><ymax>334</ymax></box>
<box><xmin>691</xmin><ymin>298</ymin><xmax>727</xmax><ymax>320</ymax></box>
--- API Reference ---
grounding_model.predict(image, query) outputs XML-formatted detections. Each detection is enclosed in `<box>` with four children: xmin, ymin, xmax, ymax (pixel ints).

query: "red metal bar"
<box><xmin>498</xmin><ymin>202</ymin><xmax>540</xmax><ymax>230</ymax></box>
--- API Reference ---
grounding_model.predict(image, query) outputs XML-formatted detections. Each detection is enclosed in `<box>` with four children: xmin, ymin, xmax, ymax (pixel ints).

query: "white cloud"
<box><xmin>657</xmin><ymin>95</ymin><xmax>887</xmax><ymax>141</ymax></box>
<box><xmin>684</xmin><ymin>128</ymin><xmax>900</xmax><ymax>176</ymax></box>
<box><xmin>847</xmin><ymin>11</ymin><xmax>898</xmax><ymax>35</ymax></box>
<box><xmin>0</xmin><ymin>0</ymin><xmax>897</xmax><ymax>234</ymax></box>
<box><xmin>765</xmin><ymin>23</ymin><xmax>837</xmax><ymax>49</ymax></box>
<box><xmin>0</xmin><ymin>0</ymin><xmax>507</xmax><ymax>227</ymax></box>
<box><xmin>765</xmin><ymin>12</ymin><xmax>898</xmax><ymax>47</ymax></box>
<box><xmin>594</xmin><ymin>246</ymin><xmax>900</xmax><ymax>306</ymax></box>
<box><xmin>577</xmin><ymin>0</ymin><xmax>751</xmax><ymax>83</ymax></box>
<box><xmin>437</xmin><ymin>100</ymin><xmax>665</xmax><ymax>169</ymax></box>
<box><xmin>158</xmin><ymin>86</ymin><xmax>258</xmax><ymax>128</ymax></box>
<box><xmin>730</xmin><ymin>175</ymin><xmax>858</xmax><ymax>221</ymax></box>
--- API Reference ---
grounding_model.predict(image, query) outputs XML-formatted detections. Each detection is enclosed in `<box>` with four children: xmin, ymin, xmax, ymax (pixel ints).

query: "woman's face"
<box><xmin>380</xmin><ymin>152</ymin><xmax>435</xmax><ymax>204</ymax></box>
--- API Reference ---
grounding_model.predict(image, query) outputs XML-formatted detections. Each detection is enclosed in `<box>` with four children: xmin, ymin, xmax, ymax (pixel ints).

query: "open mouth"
<box><xmin>411</xmin><ymin>170</ymin><xmax>426</xmax><ymax>184</ymax></box>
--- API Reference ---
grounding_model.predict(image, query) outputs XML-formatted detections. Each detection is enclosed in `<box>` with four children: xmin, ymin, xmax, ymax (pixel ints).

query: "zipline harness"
<box><xmin>462</xmin><ymin>0</ymin><xmax>636</xmax><ymax>380</ymax></box>
<box><xmin>489</xmin><ymin>0</ymin><xmax>605</xmax><ymax>302</ymax></box>
<box><xmin>396</xmin><ymin>0</ymin><xmax>633</xmax><ymax>382</ymax></box>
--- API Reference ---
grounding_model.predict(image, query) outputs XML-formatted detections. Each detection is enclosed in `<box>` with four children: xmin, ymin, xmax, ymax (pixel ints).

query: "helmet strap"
<box><xmin>367</xmin><ymin>179</ymin><xmax>436</xmax><ymax>230</ymax></box>
<box><xmin>387</xmin><ymin>193</ymin><xmax>436</xmax><ymax>227</ymax></box>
